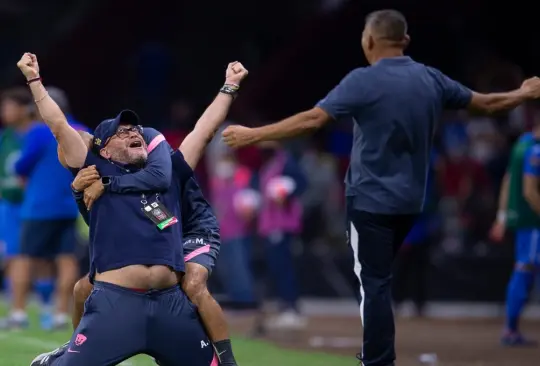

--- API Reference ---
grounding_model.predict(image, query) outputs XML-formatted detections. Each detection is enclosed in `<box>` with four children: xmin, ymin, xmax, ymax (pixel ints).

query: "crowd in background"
<box><xmin>0</xmin><ymin>86</ymin><xmax>87</xmax><ymax>330</ymax></box>
<box><xmin>2</xmin><ymin>52</ymin><xmax>540</xmax><ymax>331</ymax></box>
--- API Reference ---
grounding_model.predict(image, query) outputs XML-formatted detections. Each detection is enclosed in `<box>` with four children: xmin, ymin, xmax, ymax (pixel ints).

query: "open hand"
<box><xmin>72</xmin><ymin>166</ymin><xmax>100</xmax><ymax>192</ymax></box>
<box><xmin>222</xmin><ymin>125</ymin><xmax>259</xmax><ymax>148</ymax></box>
<box><xmin>488</xmin><ymin>221</ymin><xmax>505</xmax><ymax>243</ymax></box>
<box><xmin>17</xmin><ymin>53</ymin><xmax>40</xmax><ymax>80</ymax></box>
<box><xmin>225</xmin><ymin>62</ymin><xmax>249</xmax><ymax>86</ymax></box>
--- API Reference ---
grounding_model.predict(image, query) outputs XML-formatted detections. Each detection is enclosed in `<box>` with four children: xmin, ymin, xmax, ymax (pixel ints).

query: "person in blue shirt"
<box><xmin>222</xmin><ymin>10</ymin><xmax>540</xmax><ymax>366</ymax></box>
<box><xmin>5</xmin><ymin>87</ymin><xmax>88</xmax><ymax>331</ymax></box>
<box><xmin>0</xmin><ymin>87</ymin><xmax>33</xmax><ymax>328</ymax></box>
<box><xmin>504</xmin><ymin>140</ymin><xmax>540</xmax><ymax>345</ymax></box>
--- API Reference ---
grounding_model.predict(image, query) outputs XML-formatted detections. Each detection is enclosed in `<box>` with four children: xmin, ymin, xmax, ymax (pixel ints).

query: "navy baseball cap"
<box><xmin>92</xmin><ymin>109</ymin><xmax>140</xmax><ymax>150</ymax></box>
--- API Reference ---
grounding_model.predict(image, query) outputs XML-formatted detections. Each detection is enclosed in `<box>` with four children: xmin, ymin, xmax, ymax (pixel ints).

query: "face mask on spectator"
<box><xmin>215</xmin><ymin>161</ymin><xmax>236</xmax><ymax>179</ymax></box>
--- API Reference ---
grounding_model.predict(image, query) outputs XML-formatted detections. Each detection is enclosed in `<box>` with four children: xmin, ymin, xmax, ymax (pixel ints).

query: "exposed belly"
<box><xmin>95</xmin><ymin>265</ymin><xmax>179</xmax><ymax>289</ymax></box>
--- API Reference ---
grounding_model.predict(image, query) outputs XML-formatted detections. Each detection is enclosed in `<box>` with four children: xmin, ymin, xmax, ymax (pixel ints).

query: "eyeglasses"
<box><xmin>115</xmin><ymin>125</ymin><xmax>143</xmax><ymax>139</ymax></box>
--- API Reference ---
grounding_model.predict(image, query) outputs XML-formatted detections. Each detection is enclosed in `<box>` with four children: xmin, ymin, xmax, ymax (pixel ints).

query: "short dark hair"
<box><xmin>1</xmin><ymin>87</ymin><xmax>33</xmax><ymax>107</ymax></box>
<box><xmin>365</xmin><ymin>9</ymin><xmax>408</xmax><ymax>42</ymax></box>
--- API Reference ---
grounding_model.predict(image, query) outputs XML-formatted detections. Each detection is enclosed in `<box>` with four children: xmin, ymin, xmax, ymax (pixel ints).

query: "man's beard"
<box><xmin>110</xmin><ymin>149</ymin><xmax>147</xmax><ymax>167</ymax></box>
<box><xmin>130</xmin><ymin>155</ymin><xmax>147</xmax><ymax>168</ymax></box>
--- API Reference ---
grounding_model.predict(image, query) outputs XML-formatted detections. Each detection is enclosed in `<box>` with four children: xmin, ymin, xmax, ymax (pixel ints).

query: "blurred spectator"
<box><xmin>5</xmin><ymin>87</ymin><xmax>86</xmax><ymax>330</ymax></box>
<box><xmin>300</xmin><ymin>135</ymin><xmax>342</xmax><ymax>243</ymax></box>
<box><xmin>163</xmin><ymin>98</ymin><xmax>194</xmax><ymax>148</ymax></box>
<box><xmin>210</xmin><ymin>151</ymin><xmax>257</xmax><ymax>307</ymax></box>
<box><xmin>440</xmin><ymin>135</ymin><xmax>490</xmax><ymax>204</ymax></box>
<box><xmin>392</xmin><ymin>152</ymin><xmax>439</xmax><ymax>317</ymax></box>
<box><xmin>134</xmin><ymin>41</ymin><xmax>172</xmax><ymax>125</ymax></box>
<box><xmin>0</xmin><ymin>87</ymin><xmax>30</xmax><ymax>327</ymax></box>
<box><xmin>466</xmin><ymin>115</ymin><xmax>500</xmax><ymax>165</ymax></box>
<box><xmin>253</xmin><ymin>142</ymin><xmax>307</xmax><ymax>329</ymax></box>
<box><xmin>165</xmin><ymin>99</ymin><xmax>210</xmax><ymax>190</ymax></box>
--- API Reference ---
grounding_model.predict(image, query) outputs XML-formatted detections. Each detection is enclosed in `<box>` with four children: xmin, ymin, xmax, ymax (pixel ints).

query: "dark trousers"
<box><xmin>392</xmin><ymin>241</ymin><xmax>430</xmax><ymax>314</ymax></box>
<box><xmin>53</xmin><ymin>281</ymin><xmax>215</xmax><ymax>366</ymax></box>
<box><xmin>346</xmin><ymin>201</ymin><xmax>417</xmax><ymax>366</ymax></box>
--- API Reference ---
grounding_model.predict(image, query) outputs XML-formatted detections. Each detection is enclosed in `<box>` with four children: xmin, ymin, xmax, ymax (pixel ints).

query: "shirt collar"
<box><xmin>372</xmin><ymin>56</ymin><xmax>414</xmax><ymax>67</ymax></box>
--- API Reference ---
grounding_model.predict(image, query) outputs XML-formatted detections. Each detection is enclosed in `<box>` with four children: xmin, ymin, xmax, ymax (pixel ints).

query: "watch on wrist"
<box><xmin>71</xmin><ymin>183</ymin><xmax>81</xmax><ymax>194</ymax></box>
<box><xmin>101</xmin><ymin>176</ymin><xmax>111</xmax><ymax>189</ymax></box>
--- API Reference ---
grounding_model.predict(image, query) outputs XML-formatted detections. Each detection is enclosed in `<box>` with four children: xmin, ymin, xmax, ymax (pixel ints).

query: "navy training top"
<box><xmin>82</xmin><ymin>151</ymin><xmax>184</xmax><ymax>281</ymax></box>
<box><xmin>317</xmin><ymin>56</ymin><xmax>472</xmax><ymax>214</ymax></box>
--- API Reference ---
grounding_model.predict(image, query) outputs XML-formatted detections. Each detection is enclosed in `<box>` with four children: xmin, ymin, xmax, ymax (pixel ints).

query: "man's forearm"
<box><xmin>28</xmin><ymin>81</ymin><xmax>86</xmax><ymax>167</ymax></box>
<box><xmin>108</xmin><ymin>142</ymin><xmax>172</xmax><ymax>193</ymax></box>
<box><xmin>252</xmin><ymin>108</ymin><xmax>328</xmax><ymax>142</ymax></box>
<box><xmin>497</xmin><ymin>173</ymin><xmax>510</xmax><ymax>211</ymax></box>
<box><xmin>471</xmin><ymin>90</ymin><xmax>528</xmax><ymax>114</ymax></box>
<box><xmin>180</xmin><ymin>93</ymin><xmax>234</xmax><ymax>169</ymax></box>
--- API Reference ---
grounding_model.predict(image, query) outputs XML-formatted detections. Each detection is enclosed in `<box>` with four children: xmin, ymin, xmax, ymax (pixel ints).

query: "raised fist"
<box><xmin>521</xmin><ymin>76</ymin><xmax>540</xmax><ymax>99</ymax></box>
<box><xmin>222</xmin><ymin>125</ymin><xmax>258</xmax><ymax>148</ymax></box>
<box><xmin>17</xmin><ymin>53</ymin><xmax>40</xmax><ymax>80</ymax></box>
<box><xmin>225</xmin><ymin>61</ymin><xmax>248</xmax><ymax>86</ymax></box>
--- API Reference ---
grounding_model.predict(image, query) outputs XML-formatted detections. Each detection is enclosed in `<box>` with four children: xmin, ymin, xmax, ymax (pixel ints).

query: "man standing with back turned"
<box><xmin>222</xmin><ymin>9</ymin><xmax>540</xmax><ymax>366</ymax></box>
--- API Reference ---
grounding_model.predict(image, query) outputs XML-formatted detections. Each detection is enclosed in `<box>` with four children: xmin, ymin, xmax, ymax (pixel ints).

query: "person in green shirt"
<box><xmin>490</xmin><ymin>125</ymin><xmax>540</xmax><ymax>346</ymax></box>
<box><xmin>0</xmin><ymin>87</ymin><xmax>32</xmax><ymax>327</ymax></box>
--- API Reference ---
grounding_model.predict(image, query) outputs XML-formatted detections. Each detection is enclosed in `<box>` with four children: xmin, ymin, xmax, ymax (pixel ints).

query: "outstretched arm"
<box><xmin>221</xmin><ymin>69</ymin><xmax>367</xmax><ymax>147</ymax></box>
<box><xmin>430</xmin><ymin>67</ymin><xmax>540</xmax><ymax>114</ymax></box>
<box><xmin>18</xmin><ymin>53</ymin><xmax>87</xmax><ymax>168</ymax></box>
<box><xmin>180</xmin><ymin>62</ymin><xmax>249</xmax><ymax>169</ymax></box>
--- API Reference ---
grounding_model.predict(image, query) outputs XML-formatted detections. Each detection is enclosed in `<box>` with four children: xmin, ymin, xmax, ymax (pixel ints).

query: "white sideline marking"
<box><xmin>0</xmin><ymin>333</ymin><xmax>135</xmax><ymax>365</ymax></box>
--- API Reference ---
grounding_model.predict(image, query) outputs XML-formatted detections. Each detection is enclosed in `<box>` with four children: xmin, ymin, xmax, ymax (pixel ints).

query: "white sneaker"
<box><xmin>266</xmin><ymin>310</ymin><xmax>307</xmax><ymax>330</ymax></box>
<box><xmin>30</xmin><ymin>342</ymin><xmax>69</xmax><ymax>366</ymax></box>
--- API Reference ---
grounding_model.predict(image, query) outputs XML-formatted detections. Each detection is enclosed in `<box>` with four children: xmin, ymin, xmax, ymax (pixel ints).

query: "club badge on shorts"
<box><xmin>142</xmin><ymin>199</ymin><xmax>178</xmax><ymax>230</ymax></box>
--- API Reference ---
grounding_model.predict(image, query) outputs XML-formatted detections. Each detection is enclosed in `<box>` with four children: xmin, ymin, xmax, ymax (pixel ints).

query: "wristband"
<box><xmin>219</xmin><ymin>83</ymin><xmax>240</xmax><ymax>99</ymax></box>
<box><xmin>101</xmin><ymin>176</ymin><xmax>111</xmax><ymax>190</ymax></box>
<box><xmin>71</xmin><ymin>185</ymin><xmax>83</xmax><ymax>199</ymax></box>
<box><xmin>497</xmin><ymin>210</ymin><xmax>506</xmax><ymax>223</ymax></box>
<box><xmin>71</xmin><ymin>183</ymin><xmax>81</xmax><ymax>194</ymax></box>
<box><xmin>26</xmin><ymin>77</ymin><xmax>42</xmax><ymax>85</ymax></box>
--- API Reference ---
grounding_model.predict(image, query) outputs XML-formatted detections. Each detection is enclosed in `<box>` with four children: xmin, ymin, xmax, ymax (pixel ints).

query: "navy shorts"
<box><xmin>20</xmin><ymin>219</ymin><xmax>77</xmax><ymax>258</ymax></box>
<box><xmin>183</xmin><ymin>236</ymin><xmax>220</xmax><ymax>274</ymax></box>
<box><xmin>54</xmin><ymin>281</ymin><xmax>216</xmax><ymax>366</ymax></box>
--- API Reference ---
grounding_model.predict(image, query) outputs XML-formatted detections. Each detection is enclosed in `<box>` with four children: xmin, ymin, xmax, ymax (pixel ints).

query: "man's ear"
<box><xmin>99</xmin><ymin>148</ymin><xmax>110</xmax><ymax>159</ymax></box>
<box><xmin>368</xmin><ymin>35</ymin><xmax>375</xmax><ymax>51</ymax></box>
<box><xmin>402</xmin><ymin>34</ymin><xmax>411</xmax><ymax>49</ymax></box>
